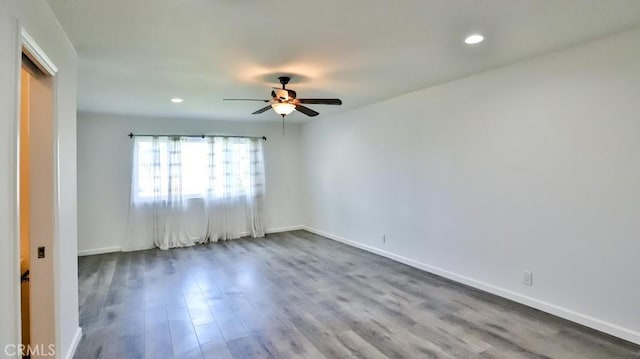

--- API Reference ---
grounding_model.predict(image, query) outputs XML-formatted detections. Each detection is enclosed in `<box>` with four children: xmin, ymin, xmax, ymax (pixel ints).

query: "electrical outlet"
<box><xmin>523</xmin><ymin>271</ymin><xmax>533</xmax><ymax>286</ymax></box>
<box><xmin>381</xmin><ymin>233</ymin><xmax>386</xmax><ymax>243</ymax></box>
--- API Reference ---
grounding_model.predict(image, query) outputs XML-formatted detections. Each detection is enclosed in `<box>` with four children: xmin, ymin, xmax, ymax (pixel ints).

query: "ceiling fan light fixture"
<box><xmin>271</xmin><ymin>102</ymin><xmax>296</xmax><ymax>116</ymax></box>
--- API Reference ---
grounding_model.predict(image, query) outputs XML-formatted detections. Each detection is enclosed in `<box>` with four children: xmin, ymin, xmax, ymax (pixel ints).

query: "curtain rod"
<box><xmin>128</xmin><ymin>132</ymin><xmax>267</xmax><ymax>141</ymax></box>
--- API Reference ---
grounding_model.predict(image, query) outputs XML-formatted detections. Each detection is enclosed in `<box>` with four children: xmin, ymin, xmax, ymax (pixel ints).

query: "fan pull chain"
<box><xmin>282</xmin><ymin>114</ymin><xmax>285</xmax><ymax>136</ymax></box>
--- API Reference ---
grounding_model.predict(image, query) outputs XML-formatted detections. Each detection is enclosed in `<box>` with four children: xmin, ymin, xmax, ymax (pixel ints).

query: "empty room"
<box><xmin>1</xmin><ymin>1</ymin><xmax>640</xmax><ymax>358</ymax></box>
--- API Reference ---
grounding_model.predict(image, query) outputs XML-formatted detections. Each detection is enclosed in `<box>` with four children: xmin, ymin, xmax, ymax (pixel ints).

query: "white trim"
<box><xmin>64</xmin><ymin>327</ymin><xmax>82</xmax><ymax>359</ymax></box>
<box><xmin>18</xmin><ymin>25</ymin><xmax>64</xmax><ymax>356</ymax></box>
<box><xmin>47</xmin><ymin>41</ymin><xmax>63</xmax><ymax>359</ymax></box>
<box><xmin>267</xmin><ymin>225</ymin><xmax>304</xmax><ymax>234</ymax></box>
<box><xmin>122</xmin><ymin>245</ymin><xmax>155</xmax><ymax>253</ymax></box>
<box><xmin>20</xmin><ymin>28</ymin><xmax>58</xmax><ymax>76</ymax></box>
<box><xmin>78</xmin><ymin>225</ymin><xmax>306</xmax><ymax>256</ymax></box>
<box><xmin>78</xmin><ymin>246</ymin><xmax>122</xmax><ymax>256</ymax></box>
<box><xmin>15</xmin><ymin>24</ymin><xmax>63</xmax><ymax>358</ymax></box>
<box><xmin>302</xmin><ymin>226</ymin><xmax>640</xmax><ymax>346</ymax></box>
<box><xmin>12</xmin><ymin>19</ymin><xmax>23</xmax><ymax>358</ymax></box>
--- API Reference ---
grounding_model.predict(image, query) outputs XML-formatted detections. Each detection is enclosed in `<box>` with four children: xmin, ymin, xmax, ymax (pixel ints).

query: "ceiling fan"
<box><xmin>223</xmin><ymin>76</ymin><xmax>342</xmax><ymax>122</ymax></box>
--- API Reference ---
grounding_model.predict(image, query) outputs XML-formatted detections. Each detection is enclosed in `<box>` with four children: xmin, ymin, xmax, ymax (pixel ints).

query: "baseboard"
<box><xmin>64</xmin><ymin>327</ymin><xmax>82</xmax><ymax>359</ymax></box>
<box><xmin>267</xmin><ymin>225</ymin><xmax>304</xmax><ymax>234</ymax></box>
<box><xmin>122</xmin><ymin>245</ymin><xmax>155</xmax><ymax>253</ymax></box>
<box><xmin>77</xmin><ymin>225</ymin><xmax>304</xmax><ymax>256</ymax></box>
<box><xmin>302</xmin><ymin>226</ymin><xmax>640</xmax><ymax>346</ymax></box>
<box><xmin>77</xmin><ymin>246</ymin><xmax>121</xmax><ymax>256</ymax></box>
<box><xmin>78</xmin><ymin>245</ymin><xmax>155</xmax><ymax>256</ymax></box>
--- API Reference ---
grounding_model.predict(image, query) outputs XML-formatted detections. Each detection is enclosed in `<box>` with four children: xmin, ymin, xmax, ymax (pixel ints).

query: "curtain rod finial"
<box><xmin>262</xmin><ymin>136</ymin><xmax>267</xmax><ymax>141</ymax></box>
<box><xmin>129</xmin><ymin>132</ymin><xmax>133</xmax><ymax>138</ymax></box>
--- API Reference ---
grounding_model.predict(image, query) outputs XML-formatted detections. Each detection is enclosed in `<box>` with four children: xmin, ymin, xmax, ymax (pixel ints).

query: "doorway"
<box><xmin>19</xmin><ymin>45</ymin><xmax>57</xmax><ymax>357</ymax></box>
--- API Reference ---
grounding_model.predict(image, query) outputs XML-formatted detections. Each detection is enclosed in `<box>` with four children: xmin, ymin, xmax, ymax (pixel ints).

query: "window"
<box><xmin>132</xmin><ymin>136</ymin><xmax>254</xmax><ymax>202</ymax></box>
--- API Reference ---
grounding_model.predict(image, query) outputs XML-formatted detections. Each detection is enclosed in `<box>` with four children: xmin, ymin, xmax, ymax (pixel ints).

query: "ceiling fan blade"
<box><xmin>295</xmin><ymin>104</ymin><xmax>319</xmax><ymax>117</ymax></box>
<box><xmin>297</xmin><ymin>98</ymin><xmax>342</xmax><ymax>105</ymax></box>
<box><xmin>223</xmin><ymin>98</ymin><xmax>270</xmax><ymax>102</ymax></box>
<box><xmin>252</xmin><ymin>105</ymin><xmax>273</xmax><ymax>114</ymax></box>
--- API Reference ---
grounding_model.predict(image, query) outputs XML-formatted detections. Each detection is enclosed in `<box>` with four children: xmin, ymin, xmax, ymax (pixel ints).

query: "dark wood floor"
<box><xmin>75</xmin><ymin>230</ymin><xmax>639</xmax><ymax>359</ymax></box>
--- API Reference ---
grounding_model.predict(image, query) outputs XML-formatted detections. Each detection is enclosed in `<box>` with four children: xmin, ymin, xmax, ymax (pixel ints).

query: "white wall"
<box><xmin>77</xmin><ymin>113</ymin><xmax>304</xmax><ymax>254</ymax></box>
<box><xmin>301</xmin><ymin>28</ymin><xmax>640</xmax><ymax>344</ymax></box>
<box><xmin>0</xmin><ymin>1</ymin><xmax>79</xmax><ymax>358</ymax></box>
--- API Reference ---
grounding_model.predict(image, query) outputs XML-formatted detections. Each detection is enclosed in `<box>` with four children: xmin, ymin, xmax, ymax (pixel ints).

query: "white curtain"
<box><xmin>125</xmin><ymin>135</ymin><xmax>266</xmax><ymax>251</ymax></box>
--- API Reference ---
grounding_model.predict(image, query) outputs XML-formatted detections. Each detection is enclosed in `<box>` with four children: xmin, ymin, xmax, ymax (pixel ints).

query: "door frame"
<box><xmin>13</xmin><ymin>23</ymin><xmax>60</xmax><ymax>356</ymax></box>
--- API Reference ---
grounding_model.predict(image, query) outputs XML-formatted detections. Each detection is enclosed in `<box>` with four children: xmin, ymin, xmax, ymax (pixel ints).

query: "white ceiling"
<box><xmin>48</xmin><ymin>0</ymin><xmax>640</xmax><ymax>122</ymax></box>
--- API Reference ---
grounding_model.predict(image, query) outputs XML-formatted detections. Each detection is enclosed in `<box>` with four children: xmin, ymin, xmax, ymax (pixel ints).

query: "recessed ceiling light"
<box><xmin>464</xmin><ymin>34</ymin><xmax>485</xmax><ymax>45</ymax></box>
<box><xmin>171</xmin><ymin>98</ymin><xmax>184</xmax><ymax>103</ymax></box>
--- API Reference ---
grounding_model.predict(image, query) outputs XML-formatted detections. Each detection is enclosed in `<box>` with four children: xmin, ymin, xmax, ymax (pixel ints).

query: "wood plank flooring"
<box><xmin>75</xmin><ymin>230</ymin><xmax>640</xmax><ymax>359</ymax></box>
